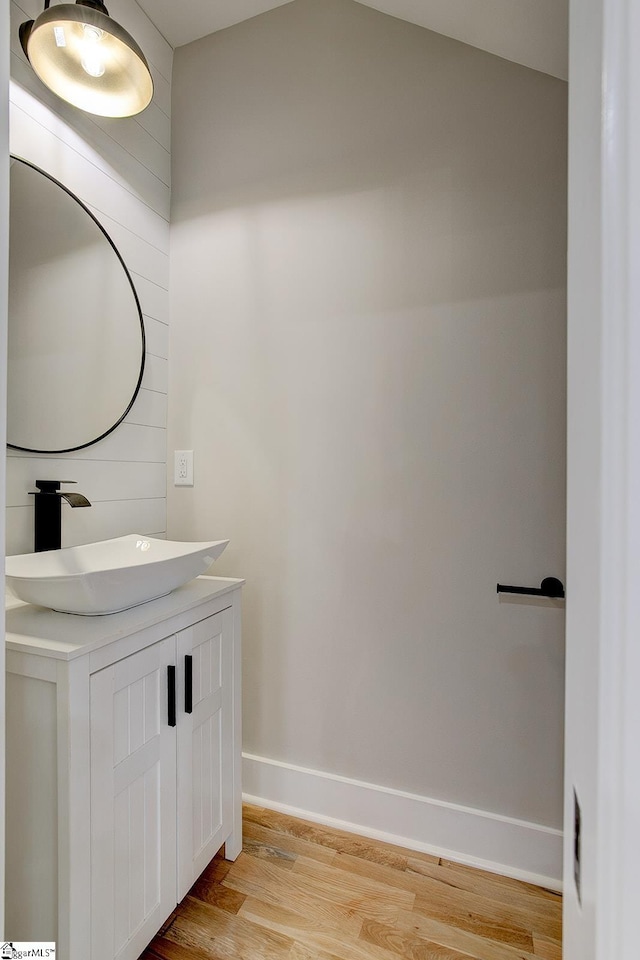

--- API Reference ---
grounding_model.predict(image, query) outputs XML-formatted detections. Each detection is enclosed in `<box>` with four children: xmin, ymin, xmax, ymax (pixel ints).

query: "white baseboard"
<box><xmin>242</xmin><ymin>753</ymin><xmax>563</xmax><ymax>891</ymax></box>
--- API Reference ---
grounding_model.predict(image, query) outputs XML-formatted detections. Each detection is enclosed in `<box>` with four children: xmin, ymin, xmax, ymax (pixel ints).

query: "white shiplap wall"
<box><xmin>6</xmin><ymin>0</ymin><xmax>172</xmax><ymax>555</ymax></box>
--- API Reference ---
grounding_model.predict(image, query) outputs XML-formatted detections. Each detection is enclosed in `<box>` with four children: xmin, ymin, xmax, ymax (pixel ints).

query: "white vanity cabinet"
<box><xmin>5</xmin><ymin>576</ymin><xmax>243</xmax><ymax>960</ymax></box>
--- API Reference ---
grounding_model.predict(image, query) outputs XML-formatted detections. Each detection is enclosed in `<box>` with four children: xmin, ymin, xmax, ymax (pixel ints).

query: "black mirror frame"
<box><xmin>7</xmin><ymin>155</ymin><xmax>146</xmax><ymax>454</ymax></box>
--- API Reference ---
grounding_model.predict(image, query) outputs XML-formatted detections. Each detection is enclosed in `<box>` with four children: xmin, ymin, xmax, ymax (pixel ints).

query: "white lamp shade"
<box><xmin>25</xmin><ymin>3</ymin><xmax>153</xmax><ymax>118</ymax></box>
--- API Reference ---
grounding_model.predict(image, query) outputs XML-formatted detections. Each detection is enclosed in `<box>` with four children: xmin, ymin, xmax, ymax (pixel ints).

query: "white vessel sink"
<box><xmin>5</xmin><ymin>534</ymin><xmax>229</xmax><ymax>615</ymax></box>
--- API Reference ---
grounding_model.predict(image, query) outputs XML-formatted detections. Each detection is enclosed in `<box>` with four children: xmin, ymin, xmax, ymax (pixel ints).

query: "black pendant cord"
<box><xmin>77</xmin><ymin>0</ymin><xmax>111</xmax><ymax>14</ymax></box>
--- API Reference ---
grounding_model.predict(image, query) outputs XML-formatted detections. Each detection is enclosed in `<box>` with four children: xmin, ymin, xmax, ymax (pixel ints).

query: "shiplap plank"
<box><xmin>108</xmin><ymin>0</ymin><xmax>174</xmax><ymax>84</ymax></box>
<box><xmin>145</xmin><ymin>317</ymin><xmax>170</xmax><ymax>358</ymax></box>
<box><xmin>83</xmin><ymin>423</ymin><xmax>167</xmax><ymax>463</ymax></box>
<box><xmin>97</xmin><ymin>111</ymin><xmax>171</xmax><ymax>186</ymax></box>
<box><xmin>65</xmin><ymin>497</ymin><xmax>167</xmax><ymax>546</ymax></box>
<box><xmin>136</xmin><ymin>100</ymin><xmax>171</xmax><ymax>154</ymax></box>
<box><xmin>86</xmin><ymin>205</ymin><xmax>169</xmax><ymax>287</ymax></box>
<box><xmin>135</xmin><ymin>275</ymin><xmax>170</xmax><ymax>324</ymax></box>
<box><xmin>6</xmin><ymin>498</ymin><xmax>166</xmax><ymax>555</ymax></box>
<box><xmin>146</xmin><ymin>63</ymin><xmax>171</xmax><ymax>120</ymax></box>
<box><xmin>6</xmin><ymin>459</ymin><xmax>166</xmax><ymax>507</ymax></box>
<box><xmin>138</xmin><ymin>101</ymin><xmax>171</xmax><ymax>153</ymax></box>
<box><xmin>8</xmin><ymin>423</ymin><xmax>167</xmax><ymax>463</ymax></box>
<box><xmin>5</xmin><ymin>506</ymin><xmax>33</xmax><ymax>557</ymax></box>
<box><xmin>132</xmin><ymin>8</ymin><xmax>175</xmax><ymax>83</ymax></box>
<box><xmin>125</xmin><ymin>388</ymin><xmax>168</xmax><ymax>430</ymax></box>
<box><xmin>143</xmin><ymin>355</ymin><xmax>169</xmax><ymax>395</ymax></box>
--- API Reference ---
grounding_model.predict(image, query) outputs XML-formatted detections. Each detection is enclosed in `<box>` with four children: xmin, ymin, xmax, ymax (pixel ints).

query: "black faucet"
<box><xmin>29</xmin><ymin>480</ymin><xmax>92</xmax><ymax>552</ymax></box>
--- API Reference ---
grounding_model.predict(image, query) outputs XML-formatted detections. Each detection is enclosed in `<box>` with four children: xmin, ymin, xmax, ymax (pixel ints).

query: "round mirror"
<box><xmin>7</xmin><ymin>156</ymin><xmax>145</xmax><ymax>453</ymax></box>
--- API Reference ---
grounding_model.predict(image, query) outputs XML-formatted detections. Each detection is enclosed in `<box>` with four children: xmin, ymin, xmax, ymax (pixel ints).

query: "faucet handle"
<box><xmin>34</xmin><ymin>480</ymin><xmax>78</xmax><ymax>493</ymax></box>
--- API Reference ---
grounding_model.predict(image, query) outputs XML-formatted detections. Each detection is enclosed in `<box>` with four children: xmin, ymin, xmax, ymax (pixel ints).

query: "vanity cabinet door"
<box><xmin>176</xmin><ymin>608</ymin><xmax>234</xmax><ymax>899</ymax></box>
<box><xmin>90</xmin><ymin>636</ymin><xmax>178</xmax><ymax>960</ymax></box>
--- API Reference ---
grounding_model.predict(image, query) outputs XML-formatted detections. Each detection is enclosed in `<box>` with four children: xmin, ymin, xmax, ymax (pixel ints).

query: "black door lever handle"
<box><xmin>497</xmin><ymin>577</ymin><xmax>565</xmax><ymax>599</ymax></box>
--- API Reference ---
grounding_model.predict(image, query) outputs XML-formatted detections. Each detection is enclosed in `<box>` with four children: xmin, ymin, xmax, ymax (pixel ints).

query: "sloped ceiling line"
<box><xmin>135</xmin><ymin>0</ymin><xmax>568</xmax><ymax>81</ymax></box>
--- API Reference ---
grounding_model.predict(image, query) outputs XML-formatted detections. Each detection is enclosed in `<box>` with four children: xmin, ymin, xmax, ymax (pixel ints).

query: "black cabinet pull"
<box><xmin>185</xmin><ymin>655</ymin><xmax>193</xmax><ymax>714</ymax></box>
<box><xmin>167</xmin><ymin>665</ymin><xmax>177</xmax><ymax>727</ymax></box>
<box><xmin>497</xmin><ymin>577</ymin><xmax>565</xmax><ymax>599</ymax></box>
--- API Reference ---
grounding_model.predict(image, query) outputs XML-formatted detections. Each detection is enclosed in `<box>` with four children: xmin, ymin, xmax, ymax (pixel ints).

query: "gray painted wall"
<box><xmin>168</xmin><ymin>0</ymin><xmax>567</xmax><ymax>846</ymax></box>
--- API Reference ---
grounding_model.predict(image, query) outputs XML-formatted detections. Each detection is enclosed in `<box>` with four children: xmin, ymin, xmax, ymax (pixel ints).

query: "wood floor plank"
<box><xmin>165</xmin><ymin>896</ymin><xmax>294</xmax><ymax>960</ymax></box>
<box><xmin>328</xmin><ymin>850</ymin><xmax>438</xmax><ymax>896</ymax></box>
<box><xmin>438</xmin><ymin>860</ymin><xmax>561</xmax><ymax>905</ymax></box>
<box><xmin>413</xmin><ymin>885</ymin><xmax>537</xmax><ymax>951</ymax></box>
<box><xmin>412</xmin><ymin>875</ymin><xmax>561</xmax><ymax>944</ymax></box>
<box><xmin>196</xmin><ymin>852</ymin><xmax>234</xmax><ymax>885</ymax></box>
<box><xmin>291</xmin><ymin>855</ymin><xmax>415</xmax><ymax>912</ymax></box>
<box><xmin>186</xmin><ymin>876</ymin><xmax>247</xmax><ymax>914</ymax></box>
<box><xmin>394</xmin><ymin>909</ymin><xmax>543</xmax><ymax>960</ymax></box>
<box><xmin>239</xmin><ymin>896</ymin><xmax>403</xmax><ymax>960</ymax></box>
<box><xmin>290</xmin><ymin>944</ymin><xmax>342</xmax><ymax>960</ymax></box>
<box><xmin>412</xmin><ymin>900</ymin><xmax>533</xmax><ymax>952</ymax></box>
<box><xmin>222</xmin><ymin>852</ymin><xmax>365</xmax><ymax>937</ymax></box>
<box><xmin>359</xmin><ymin>918</ymin><xmax>489</xmax><ymax>960</ymax></box>
<box><xmin>233</xmin><ymin>848</ymin><xmax>411</xmax><ymax>925</ymax></box>
<box><xmin>406</xmin><ymin>859</ymin><xmax>562</xmax><ymax>924</ymax></box>
<box><xmin>244</xmin><ymin>819</ymin><xmax>339</xmax><ymax>865</ymax></box>
<box><xmin>140</xmin><ymin>940</ymin><xmax>211</xmax><ymax>960</ymax></box>
<box><xmin>243</xmin><ymin>804</ymin><xmax>436</xmax><ymax>869</ymax></box>
<box><xmin>239</xmin><ymin>897</ymin><xmax>478</xmax><ymax>960</ymax></box>
<box><xmin>243</xmin><ymin>833</ymin><xmax>299</xmax><ymax>868</ymax></box>
<box><xmin>532</xmin><ymin>938</ymin><xmax>562</xmax><ymax>960</ymax></box>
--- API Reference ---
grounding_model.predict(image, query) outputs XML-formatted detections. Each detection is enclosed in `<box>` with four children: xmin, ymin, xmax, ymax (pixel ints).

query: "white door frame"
<box><xmin>0</xmin><ymin>0</ymin><xmax>10</xmax><ymax>937</ymax></box>
<box><xmin>595</xmin><ymin>0</ymin><xmax>640</xmax><ymax>954</ymax></box>
<box><xmin>566</xmin><ymin>0</ymin><xmax>640</xmax><ymax>957</ymax></box>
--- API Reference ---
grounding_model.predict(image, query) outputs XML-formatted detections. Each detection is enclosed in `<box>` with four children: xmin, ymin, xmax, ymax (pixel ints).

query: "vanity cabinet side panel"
<box><xmin>5</xmin><ymin>672</ymin><xmax>58</xmax><ymax>941</ymax></box>
<box><xmin>56</xmin><ymin>656</ymin><xmax>92</xmax><ymax>959</ymax></box>
<box><xmin>226</xmin><ymin>592</ymin><xmax>243</xmax><ymax>861</ymax></box>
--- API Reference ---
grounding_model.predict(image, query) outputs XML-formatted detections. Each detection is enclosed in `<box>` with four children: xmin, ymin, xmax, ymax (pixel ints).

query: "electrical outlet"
<box><xmin>174</xmin><ymin>450</ymin><xmax>194</xmax><ymax>486</ymax></box>
<box><xmin>574</xmin><ymin>789</ymin><xmax>582</xmax><ymax>904</ymax></box>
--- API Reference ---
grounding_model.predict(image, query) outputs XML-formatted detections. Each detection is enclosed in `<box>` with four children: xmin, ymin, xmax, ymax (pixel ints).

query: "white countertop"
<box><xmin>5</xmin><ymin>575</ymin><xmax>244</xmax><ymax>661</ymax></box>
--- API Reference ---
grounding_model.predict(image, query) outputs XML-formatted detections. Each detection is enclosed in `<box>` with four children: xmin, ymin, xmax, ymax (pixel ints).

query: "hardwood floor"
<box><xmin>140</xmin><ymin>805</ymin><xmax>562</xmax><ymax>960</ymax></box>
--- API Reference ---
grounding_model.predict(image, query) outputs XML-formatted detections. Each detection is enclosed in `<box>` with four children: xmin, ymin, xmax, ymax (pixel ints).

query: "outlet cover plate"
<box><xmin>174</xmin><ymin>450</ymin><xmax>194</xmax><ymax>486</ymax></box>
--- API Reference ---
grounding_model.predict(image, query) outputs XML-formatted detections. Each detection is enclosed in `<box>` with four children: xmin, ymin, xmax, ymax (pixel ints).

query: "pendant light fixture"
<box><xmin>19</xmin><ymin>0</ymin><xmax>153</xmax><ymax>118</ymax></box>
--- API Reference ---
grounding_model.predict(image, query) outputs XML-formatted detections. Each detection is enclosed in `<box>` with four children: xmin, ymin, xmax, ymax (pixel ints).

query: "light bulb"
<box><xmin>80</xmin><ymin>24</ymin><xmax>105</xmax><ymax>78</ymax></box>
